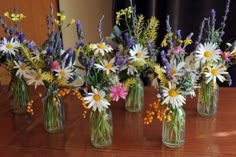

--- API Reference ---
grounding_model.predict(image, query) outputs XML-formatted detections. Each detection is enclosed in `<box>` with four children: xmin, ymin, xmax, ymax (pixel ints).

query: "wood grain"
<box><xmin>0</xmin><ymin>86</ymin><xmax>235</xmax><ymax>157</ymax></box>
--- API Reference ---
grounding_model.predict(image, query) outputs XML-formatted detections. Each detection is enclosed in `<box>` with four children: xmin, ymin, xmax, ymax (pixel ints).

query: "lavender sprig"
<box><xmin>50</xmin><ymin>3</ymin><xmax>54</xmax><ymax>33</ymax></box>
<box><xmin>219</xmin><ymin>0</ymin><xmax>231</xmax><ymax>42</ymax></box>
<box><xmin>76</xmin><ymin>20</ymin><xmax>84</xmax><ymax>41</ymax></box>
<box><xmin>129</xmin><ymin>0</ymin><xmax>137</xmax><ymax>29</ymax></box>
<box><xmin>98</xmin><ymin>15</ymin><xmax>104</xmax><ymax>42</ymax></box>
<box><xmin>0</xmin><ymin>17</ymin><xmax>9</xmax><ymax>34</ymax></box>
<box><xmin>211</xmin><ymin>9</ymin><xmax>216</xmax><ymax>33</ymax></box>
<box><xmin>166</xmin><ymin>15</ymin><xmax>173</xmax><ymax>48</ymax></box>
<box><xmin>195</xmin><ymin>18</ymin><xmax>208</xmax><ymax>46</ymax></box>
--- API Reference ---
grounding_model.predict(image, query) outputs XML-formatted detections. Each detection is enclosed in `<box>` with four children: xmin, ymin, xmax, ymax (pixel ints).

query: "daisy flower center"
<box><xmin>204</xmin><ymin>51</ymin><xmax>212</xmax><ymax>58</ymax></box>
<box><xmin>20</xmin><ymin>64</ymin><xmax>26</xmax><ymax>70</ymax></box>
<box><xmin>6</xmin><ymin>43</ymin><xmax>13</xmax><ymax>49</ymax></box>
<box><xmin>59</xmin><ymin>70</ymin><xmax>65</xmax><ymax>76</ymax></box>
<box><xmin>168</xmin><ymin>89</ymin><xmax>177</xmax><ymax>97</ymax></box>
<box><xmin>104</xmin><ymin>63</ymin><xmax>112</xmax><ymax>70</ymax></box>
<box><xmin>169</xmin><ymin>69</ymin><xmax>176</xmax><ymax>75</ymax></box>
<box><xmin>97</xmin><ymin>43</ymin><xmax>105</xmax><ymax>49</ymax></box>
<box><xmin>93</xmin><ymin>94</ymin><xmax>101</xmax><ymax>102</ymax></box>
<box><xmin>211</xmin><ymin>69</ymin><xmax>218</xmax><ymax>76</ymax></box>
<box><xmin>135</xmin><ymin>52</ymin><xmax>142</xmax><ymax>58</ymax></box>
<box><xmin>35</xmin><ymin>74</ymin><xmax>42</xmax><ymax>80</ymax></box>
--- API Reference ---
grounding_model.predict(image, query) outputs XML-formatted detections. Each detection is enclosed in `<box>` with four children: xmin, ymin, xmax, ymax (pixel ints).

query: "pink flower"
<box><xmin>220</xmin><ymin>51</ymin><xmax>230</xmax><ymax>62</ymax></box>
<box><xmin>110</xmin><ymin>84</ymin><xmax>127</xmax><ymax>101</ymax></box>
<box><xmin>171</xmin><ymin>46</ymin><xmax>184</xmax><ymax>54</ymax></box>
<box><xmin>50</xmin><ymin>60</ymin><xmax>60</xmax><ymax>71</ymax></box>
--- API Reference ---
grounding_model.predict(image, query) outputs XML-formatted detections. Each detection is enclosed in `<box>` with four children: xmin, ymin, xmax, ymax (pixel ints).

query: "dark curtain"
<box><xmin>112</xmin><ymin>0</ymin><xmax>236</xmax><ymax>86</ymax></box>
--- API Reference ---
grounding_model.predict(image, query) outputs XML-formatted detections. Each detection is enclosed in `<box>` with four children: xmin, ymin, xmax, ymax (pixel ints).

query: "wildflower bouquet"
<box><xmin>106</xmin><ymin>4</ymin><xmax>159</xmax><ymax>112</ymax></box>
<box><xmin>0</xmin><ymin>8</ymin><xmax>35</xmax><ymax>114</ymax></box>
<box><xmin>144</xmin><ymin>16</ymin><xmax>198</xmax><ymax>148</ymax></box>
<box><xmin>194</xmin><ymin>0</ymin><xmax>234</xmax><ymax>116</ymax></box>
<box><xmin>76</xmin><ymin>18</ymin><xmax>127</xmax><ymax>148</ymax></box>
<box><xmin>21</xmin><ymin>5</ymin><xmax>78</xmax><ymax>133</ymax></box>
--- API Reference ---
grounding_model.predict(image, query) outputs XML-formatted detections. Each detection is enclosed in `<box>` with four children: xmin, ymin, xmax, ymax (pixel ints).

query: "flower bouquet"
<box><xmin>0</xmin><ymin>8</ymin><xmax>35</xmax><ymax>114</ymax></box>
<box><xmin>20</xmin><ymin>5</ymin><xmax>78</xmax><ymax>133</ymax></box>
<box><xmin>144</xmin><ymin>16</ymin><xmax>198</xmax><ymax>148</ymax></box>
<box><xmin>194</xmin><ymin>0</ymin><xmax>234</xmax><ymax>117</ymax></box>
<box><xmin>107</xmin><ymin>3</ymin><xmax>159</xmax><ymax>112</ymax></box>
<box><xmin>75</xmin><ymin>18</ymin><xmax>127</xmax><ymax>148</ymax></box>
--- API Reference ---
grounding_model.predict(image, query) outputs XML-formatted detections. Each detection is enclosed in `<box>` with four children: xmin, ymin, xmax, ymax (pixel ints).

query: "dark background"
<box><xmin>112</xmin><ymin>0</ymin><xmax>236</xmax><ymax>86</ymax></box>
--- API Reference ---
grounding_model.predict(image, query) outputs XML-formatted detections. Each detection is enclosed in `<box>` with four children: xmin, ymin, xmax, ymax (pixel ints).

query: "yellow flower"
<box><xmin>161</xmin><ymin>39</ymin><xmax>168</xmax><ymax>47</ymax></box>
<box><xmin>177</xmin><ymin>39</ymin><xmax>184</xmax><ymax>44</ymax></box>
<box><xmin>69</xmin><ymin>19</ymin><xmax>75</xmax><ymax>25</ymax></box>
<box><xmin>42</xmin><ymin>72</ymin><xmax>53</xmax><ymax>82</ymax></box>
<box><xmin>57</xmin><ymin>78</ymin><xmax>66</xmax><ymax>86</ymax></box>
<box><xmin>4</xmin><ymin>12</ymin><xmax>10</xmax><ymax>18</ymax></box>
<box><xmin>184</xmin><ymin>38</ymin><xmax>192</xmax><ymax>45</ymax></box>
<box><xmin>161</xmin><ymin>33</ymin><xmax>173</xmax><ymax>47</ymax></box>
<box><xmin>54</xmin><ymin>19</ymin><xmax>60</xmax><ymax>25</ymax></box>
<box><xmin>124</xmin><ymin>78</ymin><xmax>136</xmax><ymax>88</ymax></box>
<box><xmin>57</xmin><ymin>12</ymin><xmax>66</xmax><ymax>22</ymax></box>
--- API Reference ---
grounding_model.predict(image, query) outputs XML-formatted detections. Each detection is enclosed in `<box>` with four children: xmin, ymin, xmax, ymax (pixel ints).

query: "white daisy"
<box><xmin>55</xmin><ymin>66</ymin><xmax>74</xmax><ymax>81</ymax></box>
<box><xmin>195</xmin><ymin>42</ymin><xmax>221</xmax><ymax>64</ymax></box>
<box><xmin>204</xmin><ymin>64</ymin><xmax>228</xmax><ymax>84</ymax></box>
<box><xmin>13</xmin><ymin>61</ymin><xmax>30</xmax><ymax>78</ymax></box>
<box><xmin>161</xmin><ymin>82</ymin><xmax>186</xmax><ymax>109</ymax></box>
<box><xmin>168</xmin><ymin>58</ymin><xmax>185</xmax><ymax>80</ymax></box>
<box><xmin>94</xmin><ymin>58</ymin><xmax>118</xmax><ymax>75</ymax></box>
<box><xmin>83</xmin><ymin>87</ymin><xmax>110</xmax><ymax>112</ymax></box>
<box><xmin>121</xmin><ymin>63</ymin><xmax>138</xmax><ymax>75</ymax></box>
<box><xmin>91</xmin><ymin>42</ymin><xmax>113</xmax><ymax>56</ymax></box>
<box><xmin>129</xmin><ymin>44</ymin><xmax>149</xmax><ymax>63</ymax></box>
<box><xmin>26</xmin><ymin>70</ymin><xmax>44</xmax><ymax>88</ymax></box>
<box><xmin>0</xmin><ymin>37</ymin><xmax>20</xmax><ymax>56</ymax></box>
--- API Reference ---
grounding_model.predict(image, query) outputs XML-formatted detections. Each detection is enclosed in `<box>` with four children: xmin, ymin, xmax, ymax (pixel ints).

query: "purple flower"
<box><xmin>25</xmin><ymin>41</ymin><xmax>35</xmax><ymax>52</ymax></box>
<box><xmin>75</xmin><ymin>41</ymin><xmax>84</xmax><ymax>49</ymax></box>
<box><xmin>17</xmin><ymin>32</ymin><xmax>25</xmax><ymax>42</ymax></box>
<box><xmin>9</xmin><ymin>27</ymin><xmax>14</xmax><ymax>35</ymax></box>
<box><xmin>47</xmin><ymin>46</ymin><xmax>54</xmax><ymax>54</ymax></box>
<box><xmin>76</xmin><ymin>20</ymin><xmax>83</xmax><ymax>40</ymax></box>
<box><xmin>176</xmin><ymin>30</ymin><xmax>182</xmax><ymax>39</ymax></box>
<box><xmin>124</xmin><ymin>32</ymin><xmax>135</xmax><ymax>48</ymax></box>
<box><xmin>211</xmin><ymin>9</ymin><xmax>216</xmax><ymax>29</ymax></box>
<box><xmin>187</xmin><ymin>32</ymin><xmax>194</xmax><ymax>40</ymax></box>
<box><xmin>115</xmin><ymin>52</ymin><xmax>126</xmax><ymax>67</ymax></box>
<box><xmin>57</xmin><ymin>40</ymin><xmax>62</xmax><ymax>50</ymax></box>
<box><xmin>160</xmin><ymin>50</ymin><xmax>169</xmax><ymax>66</ymax></box>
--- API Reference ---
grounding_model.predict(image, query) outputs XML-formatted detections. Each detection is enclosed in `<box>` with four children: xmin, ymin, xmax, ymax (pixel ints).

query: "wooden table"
<box><xmin>0</xmin><ymin>86</ymin><xmax>235</xmax><ymax>157</ymax></box>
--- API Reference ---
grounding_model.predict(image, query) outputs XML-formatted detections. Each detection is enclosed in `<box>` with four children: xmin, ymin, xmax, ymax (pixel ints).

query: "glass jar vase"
<box><xmin>9</xmin><ymin>74</ymin><xmax>29</xmax><ymax>114</ymax></box>
<box><xmin>43</xmin><ymin>85</ymin><xmax>64</xmax><ymax>133</ymax></box>
<box><xmin>162</xmin><ymin>106</ymin><xmax>185</xmax><ymax>148</ymax></box>
<box><xmin>197</xmin><ymin>82</ymin><xmax>218</xmax><ymax>117</ymax></box>
<box><xmin>90</xmin><ymin>108</ymin><xmax>113</xmax><ymax>148</ymax></box>
<box><xmin>125</xmin><ymin>76</ymin><xmax>144</xmax><ymax>112</ymax></box>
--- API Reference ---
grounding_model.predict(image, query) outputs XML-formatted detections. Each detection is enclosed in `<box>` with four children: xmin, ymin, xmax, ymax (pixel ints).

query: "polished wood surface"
<box><xmin>0</xmin><ymin>86</ymin><xmax>235</xmax><ymax>157</ymax></box>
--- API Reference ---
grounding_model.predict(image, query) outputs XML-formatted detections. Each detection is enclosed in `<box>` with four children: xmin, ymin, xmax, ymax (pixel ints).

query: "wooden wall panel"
<box><xmin>0</xmin><ymin>0</ymin><xmax>58</xmax><ymax>84</ymax></box>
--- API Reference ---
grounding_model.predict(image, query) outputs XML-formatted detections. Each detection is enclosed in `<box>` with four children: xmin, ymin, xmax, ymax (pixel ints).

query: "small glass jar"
<box><xmin>197</xmin><ymin>82</ymin><xmax>218</xmax><ymax>117</ymax></box>
<box><xmin>162</xmin><ymin>106</ymin><xmax>185</xmax><ymax>148</ymax></box>
<box><xmin>43</xmin><ymin>85</ymin><xmax>64</xmax><ymax>133</ymax></box>
<box><xmin>125</xmin><ymin>76</ymin><xmax>144</xmax><ymax>112</ymax></box>
<box><xmin>90</xmin><ymin>108</ymin><xmax>113</xmax><ymax>148</ymax></box>
<box><xmin>9</xmin><ymin>74</ymin><xmax>29</xmax><ymax>114</ymax></box>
